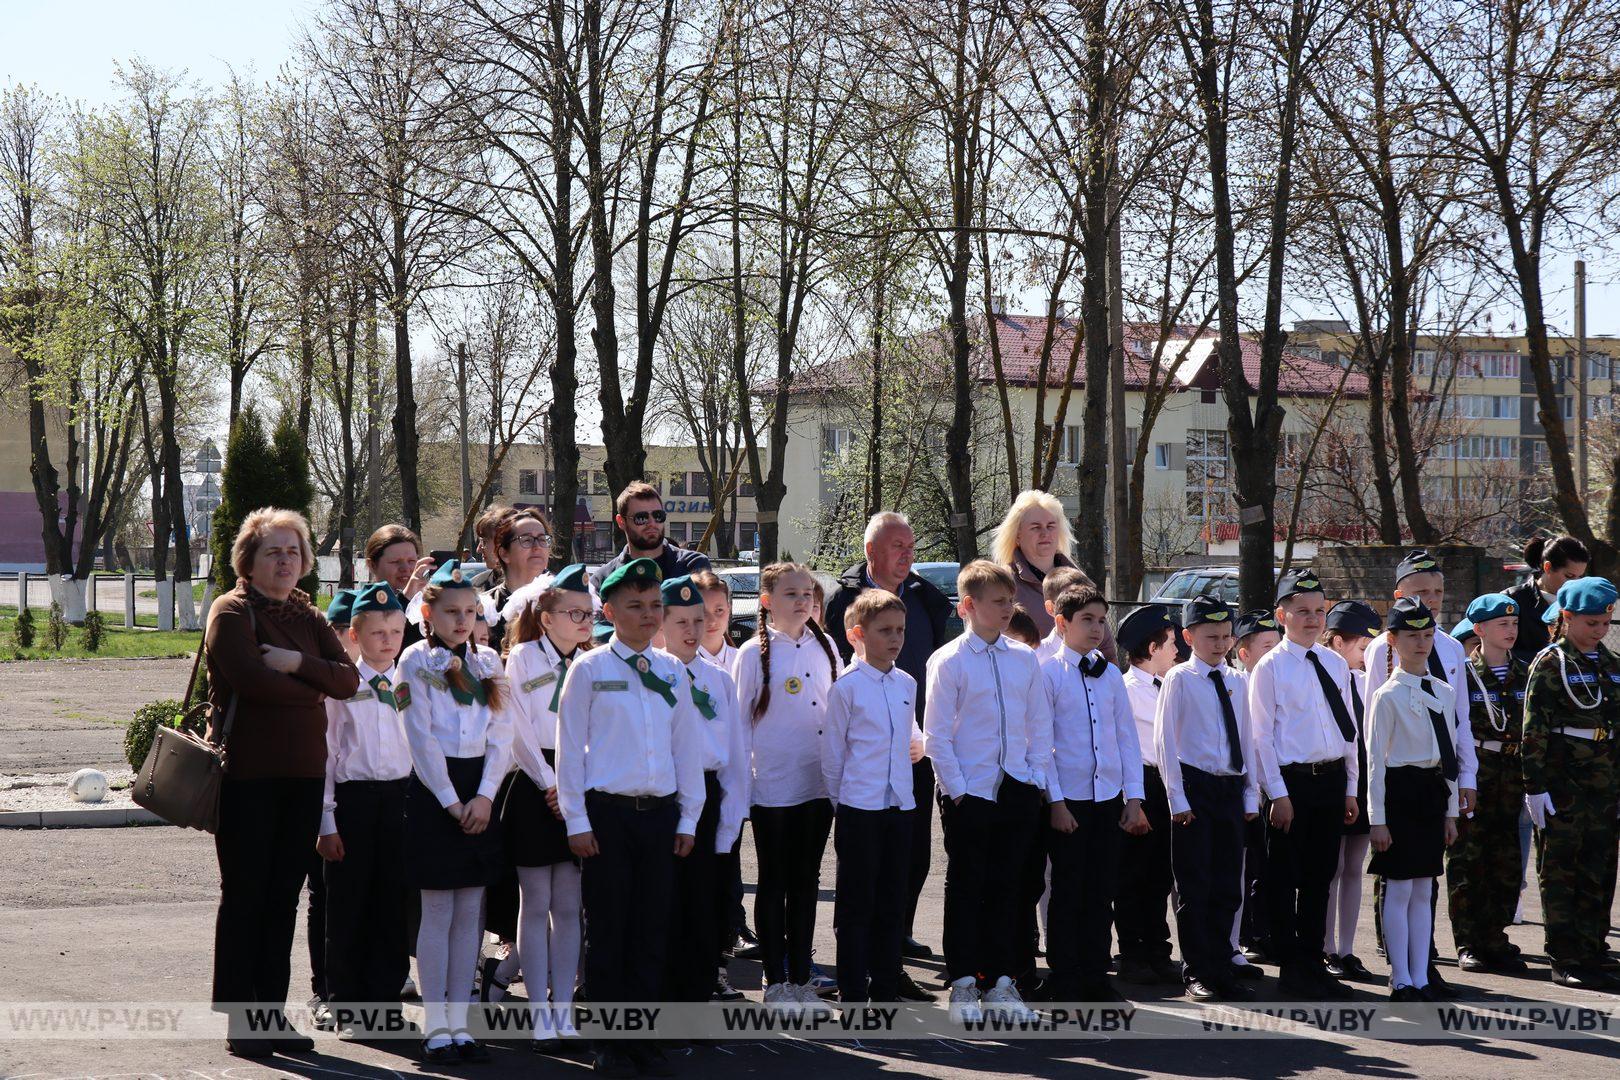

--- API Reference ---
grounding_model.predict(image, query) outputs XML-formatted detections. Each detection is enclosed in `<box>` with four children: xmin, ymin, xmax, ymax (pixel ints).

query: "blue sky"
<box><xmin>4</xmin><ymin>0</ymin><xmax>1616</xmax><ymax>336</ymax></box>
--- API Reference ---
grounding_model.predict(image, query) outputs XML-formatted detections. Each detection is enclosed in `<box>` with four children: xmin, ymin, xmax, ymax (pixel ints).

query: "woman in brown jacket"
<box><xmin>208</xmin><ymin>508</ymin><xmax>359</xmax><ymax>1056</ymax></box>
<box><xmin>990</xmin><ymin>489</ymin><xmax>1118</xmax><ymax>662</ymax></box>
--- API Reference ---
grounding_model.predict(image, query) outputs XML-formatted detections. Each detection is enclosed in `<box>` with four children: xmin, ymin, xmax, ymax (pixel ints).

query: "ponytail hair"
<box><xmin>750</xmin><ymin>562</ymin><xmax>838</xmax><ymax>722</ymax></box>
<box><xmin>422</xmin><ymin>582</ymin><xmax>508</xmax><ymax>711</ymax></box>
<box><xmin>1526</xmin><ymin>534</ymin><xmax>1590</xmax><ymax>574</ymax></box>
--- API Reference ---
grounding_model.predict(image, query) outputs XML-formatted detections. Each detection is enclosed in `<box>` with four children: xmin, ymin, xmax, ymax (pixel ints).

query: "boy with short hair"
<box><xmin>1042</xmin><ymin>585</ymin><xmax>1148</xmax><ymax>1003</ymax></box>
<box><xmin>824</xmin><ymin>590</ymin><xmax>924</xmax><ymax>1002</ymax></box>
<box><xmin>317</xmin><ymin>583</ymin><xmax>412</xmax><ymax>1035</ymax></box>
<box><xmin>1113</xmin><ymin>604</ymin><xmax>1182</xmax><ymax>986</ymax></box>
<box><xmin>1036</xmin><ymin>567</ymin><xmax>1090</xmax><ymax>660</ymax></box>
<box><xmin>1246</xmin><ymin>569</ymin><xmax>1358</xmax><ymax>1000</ymax></box>
<box><xmin>556</xmin><ymin>559</ymin><xmax>705</xmax><ymax>1078</ymax></box>
<box><xmin>1156</xmin><ymin>595</ymin><xmax>1260</xmax><ymax>1002</ymax></box>
<box><xmin>925</xmin><ymin>560</ymin><xmax>1052</xmax><ymax>1022</ymax></box>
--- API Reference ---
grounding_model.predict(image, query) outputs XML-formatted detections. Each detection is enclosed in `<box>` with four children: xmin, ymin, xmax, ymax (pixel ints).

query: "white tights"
<box><xmin>1325</xmin><ymin>834</ymin><xmax>1372</xmax><ymax>956</ymax></box>
<box><xmin>1381</xmin><ymin>877</ymin><xmax>1433</xmax><ymax>990</ymax></box>
<box><xmin>513</xmin><ymin>864</ymin><xmax>583</xmax><ymax>1035</ymax></box>
<box><xmin>418</xmin><ymin>887</ymin><xmax>486</xmax><ymax>1045</ymax></box>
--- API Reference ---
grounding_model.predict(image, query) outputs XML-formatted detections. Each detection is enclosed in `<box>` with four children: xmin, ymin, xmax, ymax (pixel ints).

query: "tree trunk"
<box><xmin>1072</xmin><ymin>6</ymin><xmax>1112</xmax><ymax>582</ymax></box>
<box><xmin>390</xmin><ymin>236</ymin><xmax>421</xmax><ymax>533</ymax></box>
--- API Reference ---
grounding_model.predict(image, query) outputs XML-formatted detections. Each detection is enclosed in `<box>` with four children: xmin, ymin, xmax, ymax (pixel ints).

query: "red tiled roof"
<box><xmin>784</xmin><ymin>315</ymin><xmax>1368</xmax><ymax>398</ymax></box>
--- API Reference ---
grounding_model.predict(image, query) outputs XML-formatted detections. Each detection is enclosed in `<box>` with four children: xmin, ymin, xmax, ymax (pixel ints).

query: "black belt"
<box><xmin>587</xmin><ymin>790</ymin><xmax>677</xmax><ymax>811</ymax></box>
<box><xmin>1281</xmin><ymin>759</ymin><xmax>1345</xmax><ymax>776</ymax></box>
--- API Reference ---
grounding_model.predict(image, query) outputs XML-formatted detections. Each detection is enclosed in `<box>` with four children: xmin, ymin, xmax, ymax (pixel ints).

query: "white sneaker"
<box><xmin>983</xmin><ymin>975</ymin><xmax>1040</xmax><ymax>1023</ymax></box>
<box><xmin>764</xmin><ymin>982</ymin><xmax>802</xmax><ymax>1010</ymax></box>
<box><xmin>948</xmin><ymin>976</ymin><xmax>983</xmax><ymax>1023</ymax></box>
<box><xmin>1513</xmin><ymin>897</ymin><xmax>1525</xmax><ymax>925</ymax></box>
<box><xmin>795</xmin><ymin>982</ymin><xmax>833</xmax><ymax>1016</ymax></box>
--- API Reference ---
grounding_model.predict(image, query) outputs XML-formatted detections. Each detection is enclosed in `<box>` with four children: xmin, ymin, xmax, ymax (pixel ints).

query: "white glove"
<box><xmin>1525</xmin><ymin>791</ymin><xmax>1556</xmax><ymax>830</ymax></box>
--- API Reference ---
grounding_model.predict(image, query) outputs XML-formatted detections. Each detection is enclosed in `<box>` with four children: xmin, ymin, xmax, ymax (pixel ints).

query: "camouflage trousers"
<box><xmin>1447</xmin><ymin>749</ymin><xmax>1525</xmax><ymax>955</ymax></box>
<box><xmin>1534</xmin><ymin>734</ymin><xmax>1619</xmax><ymax>969</ymax></box>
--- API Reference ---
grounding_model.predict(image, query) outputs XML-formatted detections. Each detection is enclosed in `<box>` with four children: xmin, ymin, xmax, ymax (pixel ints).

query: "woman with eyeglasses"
<box><xmin>487</xmin><ymin>508</ymin><xmax>555</xmax><ymax>655</ymax></box>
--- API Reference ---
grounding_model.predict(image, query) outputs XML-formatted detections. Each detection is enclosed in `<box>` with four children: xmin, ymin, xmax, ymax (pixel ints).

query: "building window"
<box><xmin>669</xmin><ymin>471</ymin><xmax>687</xmax><ymax>496</ymax></box>
<box><xmin>1432</xmin><ymin>435</ymin><xmax>1517</xmax><ymax>460</ymax></box>
<box><xmin>592</xmin><ymin>470</ymin><xmax>608</xmax><ymax>495</ymax></box>
<box><xmin>1061</xmin><ymin>425</ymin><xmax>1082</xmax><ymax>465</ymax></box>
<box><xmin>1586</xmin><ymin>355</ymin><xmax>1613</xmax><ymax>381</ymax></box>
<box><xmin>1459</xmin><ymin>351</ymin><xmax>1520</xmax><ymax>379</ymax></box>
<box><xmin>519</xmin><ymin>469</ymin><xmax>538</xmax><ymax>495</ymax></box>
<box><xmin>1454</xmin><ymin>394</ymin><xmax>1520</xmax><ymax>419</ymax></box>
<box><xmin>689</xmin><ymin>472</ymin><xmax>711</xmax><ymax>498</ymax></box>
<box><xmin>738</xmin><ymin>476</ymin><xmax>755</xmax><ymax>497</ymax></box>
<box><xmin>1154</xmin><ymin>443</ymin><xmax>1172</xmax><ymax>470</ymax></box>
<box><xmin>821</xmin><ymin>425</ymin><xmax>853</xmax><ymax>463</ymax></box>
<box><xmin>737</xmin><ymin>521</ymin><xmax>758</xmax><ymax>551</ymax></box>
<box><xmin>1185</xmin><ymin>428</ymin><xmax>1230</xmax><ymax>520</ymax></box>
<box><xmin>668</xmin><ymin>521</ymin><xmax>687</xmax><ymax>543</ymax></box>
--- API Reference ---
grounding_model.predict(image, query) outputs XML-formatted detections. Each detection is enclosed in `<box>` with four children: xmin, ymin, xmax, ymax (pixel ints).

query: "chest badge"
<box><xmin>785</xmin><ymin>676</ymin><xmax>803</xmax><ymax>695</ymax></box>
<box><xmin>635</xmin><ymin>656</ymin><xmax>650</xmax><ymax>674</ymax></box>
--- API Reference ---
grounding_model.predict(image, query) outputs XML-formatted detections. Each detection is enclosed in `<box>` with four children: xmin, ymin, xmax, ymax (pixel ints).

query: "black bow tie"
<box><xmin>1080</xmin><ymin>654</ymin><xmax>1108</xmax><ymax>678</ymax></box>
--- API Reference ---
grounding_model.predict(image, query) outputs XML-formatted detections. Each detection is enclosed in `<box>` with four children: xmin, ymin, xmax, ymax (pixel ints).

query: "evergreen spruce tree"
<box><xmin>269</xmin><ymin>409</ymin><xmax>322</xmax><ymax>597</ymax></box>
<box><xmin>210</xmin><ymin>405</ymin><xmax>278</xmax><ymax>593</ymax></box>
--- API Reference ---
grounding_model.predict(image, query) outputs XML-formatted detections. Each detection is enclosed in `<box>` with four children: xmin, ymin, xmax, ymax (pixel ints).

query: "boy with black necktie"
<box><xmin>1246</xmin><ymin>569</ymin><xmax>1358</xmax><ymax>1000</ymax></box>
<box><xmin>1156</xmin><ymin>595</ymin><xmax>1260</xmax><ymax>1002</ymax></box>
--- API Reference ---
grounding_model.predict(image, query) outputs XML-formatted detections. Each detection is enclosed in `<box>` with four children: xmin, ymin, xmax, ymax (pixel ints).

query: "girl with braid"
<box><xmin>734</xmin><ymin>563</ymin><xmax>844</xmax><ymax>1009</ymax></box>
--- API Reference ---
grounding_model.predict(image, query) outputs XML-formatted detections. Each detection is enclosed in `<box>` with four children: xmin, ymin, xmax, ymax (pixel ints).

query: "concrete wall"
<box><xmin>1313</xmin><ymin>544</ymin><xmax>1510</xmax><ymax>629</ymax></box>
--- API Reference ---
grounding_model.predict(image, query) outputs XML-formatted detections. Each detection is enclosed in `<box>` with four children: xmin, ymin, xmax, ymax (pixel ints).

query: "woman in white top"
<box><xmin>1364</xmin><ymin>597</ymin><xmax>1460</xmax><ymax>1001</ymax></box>
<box><xmin>734</xmin><ymin>562</ymin><xmax>842</xmax><ymax>1006</ymax></box>
<box><xmin>486</xmin><ymin>564</ymin><xmax>594</xmax><ymax>1049</ymax></box>
<box><xmin>397</xmin><ymin>561</ymin><xmax>512</xmax><ymax>1061</ymax></box>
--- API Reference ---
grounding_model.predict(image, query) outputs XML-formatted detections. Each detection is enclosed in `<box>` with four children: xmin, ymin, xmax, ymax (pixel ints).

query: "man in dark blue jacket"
<box><xmin>823</xmin><ymin>512</ymin><xmax>952</xmax><ymax>998</ymax></box>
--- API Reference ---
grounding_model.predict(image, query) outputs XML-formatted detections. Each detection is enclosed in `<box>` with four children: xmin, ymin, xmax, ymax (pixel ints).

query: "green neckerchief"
<box><xmin>369</xmin><ymin>672</ymin><xmax>397</xmax><ymax>709</ymax></box>
<box><xmin>446</xmin><ymin>647</ymin><xmax>487</xmax><ymax>707</ymax></box>
<box><xmin>549</xmin><ymin>645</ymin><xmax>573</xmax><ymax>713</ymax></box>
<box><xmin>618</xmin><ymin>648</ymin><xmax>677</xmax><ymax>707</ymax></box>
<box><xmin>686</xmin><ymin>666</ymin><xmax>717</xmax><ymax>720</ymax></box>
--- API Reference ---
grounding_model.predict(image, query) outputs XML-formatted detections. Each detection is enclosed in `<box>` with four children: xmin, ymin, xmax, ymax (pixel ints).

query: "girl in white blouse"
<box><xmin>397</xmin><ymin>561</ymin><xmax>512</xmax><ymax>1062</ymax></box>
<box><xmin>492</xmin><ymin>564</ymin><xmax>595</xmax><ymax>1050</ymax></box>
<box><xmin>1364</xmin><ymin>597</ymin><xmax>1460</xmax><ymax>1001</ymax></box>
<box><xmin>696</xmin><ymin>570</ymin><xmax>740</xmax><ymax>673</ymax></box>
<box><xmin>735</xmin><ymin>562</ymin><xmax>843</xmax><ymax>1007</ymax></box>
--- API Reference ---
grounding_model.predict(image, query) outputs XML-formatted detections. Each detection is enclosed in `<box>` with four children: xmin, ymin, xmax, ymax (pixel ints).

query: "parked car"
<box><xmin>1149</xmin><ymin>565</ymin><xmax>1289</xmax><ymax>607</ymax></box>
<box><xmin>911</xmin><ymin>561</ymin><xmax>965</xmax><ymax>641</ymax></box>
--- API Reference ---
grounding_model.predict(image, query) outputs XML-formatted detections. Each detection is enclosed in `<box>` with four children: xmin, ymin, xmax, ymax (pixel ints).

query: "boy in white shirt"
<box><xmin>1156</xmin><ymin>595</ymin><xmax>1260</xmax><ymax>1002</ymax></box>
<box><xmin>1042</xmin><ymin>585</ymin><xmax>1148</xmax><ymax>1003</ymax></box>
<box><xmin>1113</xmin><ymin>604</ymin><xmax>1182</xmax><ymax>986</ymax></box>
<box><xmin>1232</xmin><ymin>609</ymin><xmax>1282</xmax><ymax>968</ymax></box>
<box><xmin>824</xmin><ymin>590</ymin><xmax>924</xmax><ymax>1002</ymax></box>
<box><xmin>925</xmin><ymin>560</ymin><xmax>1052</xmax><ymax>1022</ymax></box>
<box><xmin>317</xmin><ymin>583</ymin><xmax>412</xmax><ymax>1034</ymax></box>
<box><xmin>1246</xmin><ymin>569</ymin><xmax>1358</xmax><ymax>1001</ymax></box>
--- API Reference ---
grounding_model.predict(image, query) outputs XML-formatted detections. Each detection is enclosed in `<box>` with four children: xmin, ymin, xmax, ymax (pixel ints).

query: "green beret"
<box><xmin>661</xmin><ymin>574</ymin><xmax>703</xmax><ymax>608</ymax></box>
<box><xmin>325</xmin><ymin>588</ymin><xmax>355</xmax><ymax>627</ymax></box>
<box><xmin>551</xmin><ymin>563</ymin><xmax>591</xmax><ymax>594</ymax></box>
<box><xmin>428</xmin><ymin>558</ymin><xmax>474</xmax><ymax>590</ymax></box>
<box><xmin>352</xmin><ymin>581</ymin><xmax>405</xmax><ymax>617</ymax></box>
<box><xmin>600</xmin><ymin>557</ymin><xmax>662</xmax><ymax>600</ymax></box>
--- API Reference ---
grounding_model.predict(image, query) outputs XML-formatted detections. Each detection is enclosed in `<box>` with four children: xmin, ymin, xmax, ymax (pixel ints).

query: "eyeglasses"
<box><xmin>554</xmin><ymin>608</ymin><xmax>592</xmax><ymax>624</ymax></box>
<box><xmin>630</xmin><ymin>510</ymin><xmax>667</xmax><ymax>525</ymax></box>
<box><xmin>508</xmin><ymin>533</ymin><xmax>552</xmax><ymax>549</ymax></box>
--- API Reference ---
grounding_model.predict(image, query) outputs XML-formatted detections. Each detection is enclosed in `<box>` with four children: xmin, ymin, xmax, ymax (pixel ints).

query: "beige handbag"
<box><xmin>133</xmin><ymin>605</ymin><xmax>255</xmax><ymax>833</ymax></box>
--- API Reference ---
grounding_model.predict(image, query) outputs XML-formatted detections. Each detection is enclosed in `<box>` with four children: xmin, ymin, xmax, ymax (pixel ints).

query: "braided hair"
<box><xmin>421</xmin><ymin>583</ymin><xmax>508</xmax><ymax>711</ymax></box>
<box><xmin>751</xmin><ymin>562</ymin><xmax>839</xmax><ymax>722</ymax></box>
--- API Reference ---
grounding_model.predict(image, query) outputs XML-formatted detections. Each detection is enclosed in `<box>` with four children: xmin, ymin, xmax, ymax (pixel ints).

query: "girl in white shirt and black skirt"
<box><xmin>1365</xmin><ymin>597</ymin><xmax>1460</xmax><ymax>1001</ymax></box>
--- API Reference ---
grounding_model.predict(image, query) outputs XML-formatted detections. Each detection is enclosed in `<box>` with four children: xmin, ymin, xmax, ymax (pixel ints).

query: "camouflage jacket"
<box><xmin>1464</xmin><ymin>653</ymin><xmax>1528</xmax><ymax>746</ymax></box>
<box><xmin>1521</xmin><ymin>639</ymin><xmax>1620</xmax><ymax>795</ymax></box>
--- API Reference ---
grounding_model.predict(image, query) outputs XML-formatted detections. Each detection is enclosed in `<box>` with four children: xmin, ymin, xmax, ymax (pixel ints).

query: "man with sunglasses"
<box><xmin>589</xmin><ymin>481</ymin><xmax>712</xmax><ymax>624</ymax></box>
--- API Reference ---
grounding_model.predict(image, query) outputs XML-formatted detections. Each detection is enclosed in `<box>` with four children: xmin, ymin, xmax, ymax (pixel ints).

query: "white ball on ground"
<box><xmin>67</xmin><ymin>768</ymin><xmax>108</xmax><ymax>803</ymax></box>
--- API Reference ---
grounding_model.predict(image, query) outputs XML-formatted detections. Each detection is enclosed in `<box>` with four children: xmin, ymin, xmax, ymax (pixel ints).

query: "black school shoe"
<box><xmin>1335</xmin><ymin>954</ymin><xmax>1373</xmax><ymax>980</ymax></box>
<box><xmin>455</xmin><ymin>1036</ymin><xmax>492</xmax><ymax>1063</ymax></box>
<box><xmin>1184</xmin><ymin>978</ymin><xmax>1222</xmax><ymax>1003</ymax></box>
<box><xmin>896</xmin><ymin>971</ymin><xmax>935</xmax><ymax>1001</ymax></box>
<box><xmin>629</xmin><ymin>1044</ymin><xmax>675</xmax><ymax>1077</ymax></box>
<box><xmin>1389</xmin><ymin>985</ymin><xmax>1425</xmax><ymax>1003</ymax></box>
<box><xmin>225</xmin><ymin>1037</ymin><xmax>275</xmax><ymax>1058</ymax></box>
<box><xmin>1228</xmin><ymin>961</ymin><xmax>1263</xmax><ymax>982</ymax></box>
<box><xmin>1551</xmin><ymin>966</ymin><xmax>1616</xmax><ymax>990</ymax></box>
<box><xmin>902</xmin><ymin>937</ymin><xmax>935</xmax><ymax>960</ymax></box>
<box><xmin>1423</xmin><ymin>966</ymin><xmax>1459</xmax><ymax>999</ymax></box>
<box><xmin>1117</xmin><ymin>957</ymin><xmax>1160</xmax><ymax>985</ymax></box>
<box><xmin>592</xmin><ymin>1046</ymin><xmax>638</xmax><ymax>1078</ymax></box>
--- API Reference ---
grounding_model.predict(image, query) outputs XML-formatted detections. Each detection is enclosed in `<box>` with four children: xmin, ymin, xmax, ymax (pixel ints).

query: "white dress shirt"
<box><xmin>1246</xmin><ymin>637</ymin><xmax>1359</xmax><ymax>800</ymax></box>
<box><xmin>554</xmin><ymin>636</ymin><xmax>706</xmax><ymax>837</ymax></box>
<box><xmin>700</xmin><ymin>640</ymin><xmax>739</xmax><ymax>676</ymax></box>
<box><xmin>677</xmin><ymin>652</ymin><xmax>750</xmax><ymax>852</ymax></box>
<box><xmin>397</xmin><ymin>640</ymin><xmax>514</xmax><ymax>809</ymax></box>
<box><xmin>925</xmin><ymin>631</ymin><xmax>1052</xmax><ymax>801</ymax></box>
<box><xmin>504</xmin><ymin>635</ymin><xmax>574</xmax><ymax>791</ymax></box>
<box><xmin>1041</xmin><ymin>646</ymin><xmax>1143</xmax><ymax>804</ymax></box>
<box><xmin>1365</xmin><ymin>670</ymin><xmax>1460</xmax><ymax>825</ymax></box>
<box><xmin>734</xmin><ymin>625</ymin><xmax>843</xmax><ymax>807</ymax></box>
<box><xmin>1122</xmin><ymin>664</ymin><xmax>1162</xmax><ymax>769</ymax></box>
<box><xmin>1364</xmin><ymin>629</ymin><xmax>1478</xmax><ymax>791</ymax></box>
<box><xmin>320</xmin><ymin>659</ymin><xmax>413</xmax><ymax>835</ymax></box>
<box><xmin>1036</xmin><ymin>628</ymin><xmax>1063</xmax><ymax>662</ymax></box>
<box><xmin>823</xmin><ymin>659</ymin><xmax>923</xmax><ymax>811</ymax></box>
<box><xmin>1154</xmin><ymin>656</ymin><xmax>1261</xmax><ymax>816</ymax></box>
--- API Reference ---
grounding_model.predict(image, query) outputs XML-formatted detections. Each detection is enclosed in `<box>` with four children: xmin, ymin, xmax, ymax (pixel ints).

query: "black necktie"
<box><xmin>1420</xmin><ymin>677</ymin><xmax>1459</xmax><ymax>781</ymax></box>
<box><xmin>1153</xmin><ymin>676</ymin><xmax>1162</xmax><ymax>691</ymax></box>
<box><xmin>1208</xmin><ymin>668</ymin><xmax>1245</xmax><ymax>773</ymax></box>
<box><xmin>1306</xmin><ymin>650</ymin><xmax>1358</xmax><ymax>742</ymax></box>
<box><xmin>1080</xmin><ymin>654</ymin><xmax>1108</xmax><ymax>678</ymax></box>
<box><xmin>1427</xmin><ymin>650</ymin><xmax>1448</xmax><ymax>684</ymax></box>
<box><xmin>1349</xmin><ymin>677</ymin><xmax>1364</xmax><ymax>731</ymax></box>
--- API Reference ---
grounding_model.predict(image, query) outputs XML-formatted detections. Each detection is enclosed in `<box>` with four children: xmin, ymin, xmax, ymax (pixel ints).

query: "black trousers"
<box><xmin>1046</xmin><ymin>795</ymin><xmax>1124</xmax><ymax>997</ymax></box>
<box><xmin>834</xmin><ymin>805</ymin><xmax>912</xmax><ymax>1001</ymax></box>
<box><xmin>1240</xmin><ymin>814</ymin><xmax>1269</xmax><ymax>952</ymax></box>
<box><xmin>1263</xmin><ymin>763</ymin><xmax>1346</xmax><ymax>973</ymax></box>
<box><xmin>581</xmin><ymin>792</ymin><xmax>678</xmax><ymax>1007</ymax></box>
<box><xmin>665</xmin><ymin>772</ymin><xmax>722</xmax><ymax>1002</ymax></box>
<box><xmin>1016</xmin><ymin>814</ymin><xmax>1048</xmax><ymax>978</ymax></box>
<box><xmin>323</xmin><ymin>778</ymin><xmax>410</xmax><ymax>1008</ymax></box>
<box><xmin>304</xmin><ymin>851</ymin><xmax>327</xmax><ymax>1000</ymax></box>
<box><xmin>1172</xmin><ymin>766</ymin><xmax>1246</xmax><ymax>986</ymax></box>
<box><xmin>213</xmin><ymin>776</ymin><xmax>324</xmax><ymax>1010</ymax></box>
<box><xmin>940</xmin><ymin>778</ymin><xmax>1043</xmax><ymax>983</ymax></box>
<box><xmin>1114</xmin><ymin>765</ymin><xmax>1174</xmax><ymax>963</ymax></box>
<box><xmin>905</xmin><ymin>757</ymin><xmax>934</xmax><ymax>938</ymax></box>
<box><xmin>751</xmin><ymin>799</ymin><xmax>833</xmax><ymax>985</ymax></box>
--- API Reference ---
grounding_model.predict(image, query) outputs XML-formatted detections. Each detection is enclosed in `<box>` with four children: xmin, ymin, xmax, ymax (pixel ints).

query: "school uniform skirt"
<box><xmin>499</xmin><ymin>749</ymin><xmax>574</xmax><ymax>868</ymax></box>
<box><xmin>405</xmin><ymin>755</ymin><xmax>506</xmax><ymax>890</ymax></box>
<box><xmin>1366</xmin><ymin>766</ymin><xmax>1449</xmax><ymax>880</ymax></box>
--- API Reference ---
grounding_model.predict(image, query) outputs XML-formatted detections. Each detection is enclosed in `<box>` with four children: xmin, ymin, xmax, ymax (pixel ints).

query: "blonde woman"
<box><xmin>990</xmin><ymin>490</ymin><xmax>1116</xmax><ymax>661</ymax></box>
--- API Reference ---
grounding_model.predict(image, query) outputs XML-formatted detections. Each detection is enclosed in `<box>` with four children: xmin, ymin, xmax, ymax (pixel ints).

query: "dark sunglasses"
<box><xmin>630</xmin><ymin>510</ymin><xmax>667</xmax><ymax>525</ymax></box>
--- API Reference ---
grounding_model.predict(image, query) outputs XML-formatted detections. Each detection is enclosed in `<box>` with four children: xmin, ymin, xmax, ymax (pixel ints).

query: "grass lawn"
<box><xmin>0</xmin><ymin>608</ymin><xmax>199</xmax><ymax>661</ymax></box>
